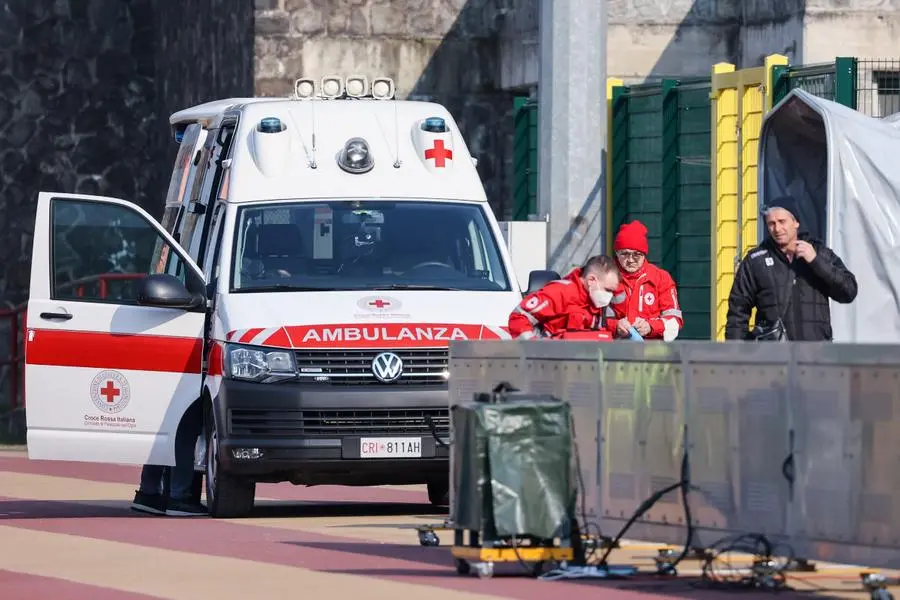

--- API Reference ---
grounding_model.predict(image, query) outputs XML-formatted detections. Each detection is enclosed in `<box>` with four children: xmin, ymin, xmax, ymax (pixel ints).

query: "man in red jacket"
<box><xmin>508</xmin><ymin>254</ymin><xmax>621</xmax><ymax>340</ymax></box>
<box><xmin>608</xmin><ymin>221</ymin><xmax>683</xmax><ymax>340</ymax></box>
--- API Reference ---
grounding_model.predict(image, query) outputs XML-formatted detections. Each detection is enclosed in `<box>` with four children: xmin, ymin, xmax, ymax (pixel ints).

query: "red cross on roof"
<box><xmin>100</xmin><ymin>380</ymin><xmax>120</xmax><ymax>404</ymax></box>
<box><xmin>369</xmin><ymin>299</ymin><xmax>391</xmax><ymax>308</ymax></box>
<box><xmin>425</xmin><ymin>139</ymin><xmax>453</xmax><ymax>168</ymax></box>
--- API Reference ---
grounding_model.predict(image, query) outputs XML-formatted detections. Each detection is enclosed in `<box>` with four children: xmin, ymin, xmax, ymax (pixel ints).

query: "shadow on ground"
<box><xmin>0</xmin><ymin>497</ymin><xmax>442</xmax><ymax>521</ymax></box>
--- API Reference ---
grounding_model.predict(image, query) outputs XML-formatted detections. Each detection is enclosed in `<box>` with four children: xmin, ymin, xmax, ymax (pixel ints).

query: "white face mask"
<box><xmin>590</xmin><ymin>287</ymin><xmax>613</xmax><ymax>308</ymax></box>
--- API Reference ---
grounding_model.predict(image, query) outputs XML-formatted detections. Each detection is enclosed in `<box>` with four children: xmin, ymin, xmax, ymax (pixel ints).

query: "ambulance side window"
<box><xmin>202</xmin><ymin>204</ymin><xmax>225</xmax><ymax>281</ymax></box>
<box><xmin>50</xmin><ymin>198</ymin><xmax>194</xmax><ymax>305</ymax></box>
<box><xmin>176</xmin><ymin>130</ymin><xmax>216</xmax><ymax>262</ymax></box>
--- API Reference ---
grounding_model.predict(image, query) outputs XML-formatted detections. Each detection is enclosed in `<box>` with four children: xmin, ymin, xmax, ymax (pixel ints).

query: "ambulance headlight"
<box><xmin>338</xmin><ymin>137</ymin><xmax>374</xmax><ymax>174</ymax></box>
<box><xmin>225</xmin><ymin>344</ymin><xmax>296</xmax><ymax>383</ymax></box>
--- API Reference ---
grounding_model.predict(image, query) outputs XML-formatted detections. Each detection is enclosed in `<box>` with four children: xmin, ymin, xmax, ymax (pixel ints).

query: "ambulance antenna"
<box><xmin>310</xmin><ymin>98</ymin><xmax>318</xmax><ymax>169</ymax></box>
<box><xmin>392</xmin><ymin>97</ymin><xmax>401</xmax><ymax>168</ymax></box>
<box><xmin>286</xmin><ymin>106</ymin><xmax>314</xmax><ymax>168</ymax></box>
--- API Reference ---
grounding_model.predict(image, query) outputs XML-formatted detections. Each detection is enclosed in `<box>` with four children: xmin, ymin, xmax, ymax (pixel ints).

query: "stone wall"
<box><xmin>0</xmin><ymin>0</ymin><xmax>254</xmax><ymax>418</ymax></box>
<box><xmin>0</xmin><ymin>0</ymin><xmax>157</xmax><ymax>307</ymax></box>
<box><xmin>154</xmin><ymin>0</ymin><xmax>256</xmax><ymax>217</ymax></box>
<box><xmin>0</xmin><ymin>0</ymin><xmax>253</xmax><ymax>308</ymax></box>
<box><xmin>253</xmin><ymin>0</ymin><xmax>518</xmax><ymax>218</ymax></box>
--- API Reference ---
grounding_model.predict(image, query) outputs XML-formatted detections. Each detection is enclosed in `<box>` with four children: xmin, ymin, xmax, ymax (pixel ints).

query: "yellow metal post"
<box><xmin>709</xmin><ymin>55</ymin><xmax>789</xmax><ymax>340</ymax></box>
<box><xmin>763</xmin><ymin>54</ymin><xmax>789</xmax><ymax>112</ymax></box>
<box><xmin>606</xmin><ymin>77</ymin><xmax>623</xmax><ymax>256</ymax></box>
<box><xmin>710</xmin><ymin>62</ymin><xmax>737</xmax><ymax>340</ymax></box>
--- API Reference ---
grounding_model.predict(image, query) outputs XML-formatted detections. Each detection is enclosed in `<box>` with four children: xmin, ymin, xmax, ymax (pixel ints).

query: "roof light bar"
<box><xmin>321</xmin><ymin>75</ymin><xmax>344</xmax><ymax>99</ymax></box>
<box><xmin>294</xmin><ymin>78</ymin><xmax>316</xmax><ymax>100</ymax></box>
<box><xmin>371</xmin><ymin>77</ymin><xmax>395</xmax><ymax>100</ymax></box>
<box><xmin>345</xmin><ymin>75</ymin><xmax>368</xmax><ymax>98</ymax></box>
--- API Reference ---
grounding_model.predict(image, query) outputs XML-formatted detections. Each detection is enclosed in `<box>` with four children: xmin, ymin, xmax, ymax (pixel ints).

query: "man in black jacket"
<box><xmin>725</xmin><ymin>196</ymin><xmax>858</xmax><ymax>341</ymax></box>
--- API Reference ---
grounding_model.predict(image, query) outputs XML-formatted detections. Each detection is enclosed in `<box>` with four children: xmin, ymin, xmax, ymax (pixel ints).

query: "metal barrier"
<box><xmin>448</xmin><ymin>340</ymin><xmax>900</xmax><ymax>570</ymax></box>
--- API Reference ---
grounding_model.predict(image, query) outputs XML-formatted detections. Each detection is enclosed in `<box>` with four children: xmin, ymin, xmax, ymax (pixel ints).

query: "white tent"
<box><xmin>758</xmin><ymin>88</ymin><xmax>900</xmax><ymax>343</ymax></box>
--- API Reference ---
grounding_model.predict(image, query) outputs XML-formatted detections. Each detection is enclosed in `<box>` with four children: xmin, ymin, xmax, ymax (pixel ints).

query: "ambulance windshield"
<box><xmin>230</xmin><ymin>200</ymin><xmax>511</xmax><ymax>292</ymax></box>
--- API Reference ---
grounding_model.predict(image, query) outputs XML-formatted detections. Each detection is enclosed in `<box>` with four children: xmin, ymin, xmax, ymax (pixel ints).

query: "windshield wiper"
<box><xmin>372</xmin><ymin>284</ymin><xmax>462</xmax><ymax>291</ymax></box>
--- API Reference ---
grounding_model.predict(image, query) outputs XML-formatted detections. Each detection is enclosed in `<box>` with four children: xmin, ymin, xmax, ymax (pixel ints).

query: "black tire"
<box><xmin>427</xmin><ymin>479</ymin><xmax>450</xmax><ymax>507</ymax></box>
<box><xmin>205</xmin><ymin>405</ymin><xmax>256</xmax><ymax>518</ymax></box>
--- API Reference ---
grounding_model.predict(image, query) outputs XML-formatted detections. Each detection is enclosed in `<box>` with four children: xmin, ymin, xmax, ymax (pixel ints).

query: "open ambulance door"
<box><xmin>25</xmin><ymin>192</ymin><xmax>207</xmax><ymax>466</ymax></box>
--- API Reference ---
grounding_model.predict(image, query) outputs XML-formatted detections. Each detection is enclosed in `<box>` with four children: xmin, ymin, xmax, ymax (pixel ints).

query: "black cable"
<box><xmin>568</xmin><ymin>413</ymin><xmax>605</xmax><ymax>564</ymax></box>
<box><xmin>596</xmin><ymin>424</ymin><xmax>694</xmax><ymax>572</ymax></box>
<box><xmin>694</xmin><ymin>532</ymin><xmax>795</xmax><ymax>590</ymax></box>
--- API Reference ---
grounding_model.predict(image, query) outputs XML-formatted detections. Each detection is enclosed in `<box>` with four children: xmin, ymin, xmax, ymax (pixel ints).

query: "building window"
<box><xmin>874</xmin><ymin>71</ymin><xmax>900</xmax><ymax>118</ymax></box>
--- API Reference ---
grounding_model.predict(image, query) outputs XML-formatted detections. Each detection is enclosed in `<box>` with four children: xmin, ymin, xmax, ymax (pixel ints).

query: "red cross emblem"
<box><xmin>424</xmin><ymin>140</ymin><xmax>453</xmax><ymax>168</ymax></box>
<box><xmin>100</xmin><ymin>380</ymin><xmax>120</xmax><ymax>404</ymax></box>
<box><xmin>369</xmin><ymin>299</ymin><xmax>391</xmax><ymax>309</ymax></box>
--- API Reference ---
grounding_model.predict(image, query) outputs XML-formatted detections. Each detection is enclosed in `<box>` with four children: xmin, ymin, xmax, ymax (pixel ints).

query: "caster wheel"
<box><xmin>476</xmin><ymin>561</ymin><xmax>494</xmax><ymax>579</ymax></box>
<box><xmin>418</xmin><ymin>531</ymin><xmax>440</xmax><ymax>547</ymax></box>
<box><xmin>455</xmin><ymin>559</ymin><xmax>470</xmax><ymax>575</ymax></box>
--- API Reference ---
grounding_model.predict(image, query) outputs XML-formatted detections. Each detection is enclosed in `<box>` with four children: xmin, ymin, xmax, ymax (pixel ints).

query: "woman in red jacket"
<box><xmin>608</xmin><ymin>221</ymin><xmax>683</xmax><ymax>341</ymax></box>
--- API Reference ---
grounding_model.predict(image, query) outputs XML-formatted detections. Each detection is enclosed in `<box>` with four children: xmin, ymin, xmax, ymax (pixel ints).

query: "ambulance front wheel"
<box><xmin>205</xmin><ymin>406</ymin><xmax>256</xmax><ymax>518</ymax></box>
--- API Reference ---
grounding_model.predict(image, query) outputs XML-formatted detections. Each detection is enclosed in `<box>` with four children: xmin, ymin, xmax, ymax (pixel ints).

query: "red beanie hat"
<box><xmin>614</xmin><ymin>221</ymin><xmax>649</xmax><ymax>254</ymax></box>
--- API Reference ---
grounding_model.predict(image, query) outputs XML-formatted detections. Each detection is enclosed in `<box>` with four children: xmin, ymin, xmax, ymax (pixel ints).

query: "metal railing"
<box><xmin>856</xmin><ymin>58</ymin><xmax>900</xmax><ymax>117</ymax></box>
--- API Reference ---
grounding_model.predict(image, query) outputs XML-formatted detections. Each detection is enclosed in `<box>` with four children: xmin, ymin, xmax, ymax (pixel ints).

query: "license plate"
<box><xmin>359</xmin><ymin>437</ymin><xmax>422</xmax><ymax>459</ymax></box>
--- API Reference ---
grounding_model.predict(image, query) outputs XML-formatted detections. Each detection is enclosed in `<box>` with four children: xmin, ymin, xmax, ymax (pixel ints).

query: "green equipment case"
<box><xmin>450</xmin><ymin>385</ymin><xmax>577</xmax><ymax>541</ymax></box>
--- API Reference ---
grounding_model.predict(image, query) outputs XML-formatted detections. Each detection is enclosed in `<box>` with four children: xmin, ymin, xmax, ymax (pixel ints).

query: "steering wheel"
<box><xmin>410</xmin><ymin>261</ymin><xmax>455</xmax><ymax>271</ymax></box>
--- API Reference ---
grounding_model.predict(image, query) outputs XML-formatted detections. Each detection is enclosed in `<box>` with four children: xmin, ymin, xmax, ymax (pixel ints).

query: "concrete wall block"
<box><xmin>499</xmin><ymin>0</ymin><xmax>539</xmax><ymax>38</ymax></box>
<box><xmin>284</xmin><ymin>0</ymin><xmax>328</xmax><ymax>35</ymax></box>
<box><xmin>256</xmin><ymin>11</ymin><xmax>292</xmax><ymax>35</ymax></box>
<box><xmin>255</xmin><ymin>36</ymin><xmax>305</xmax><ymax>81</ymax></box>
<box><xmin>609</xmin><ymin>0</ymin><xmax>720</xmax><ymax>25</ymax></box>
<box><xmin>325</xmin><ymin>0</ymin><xmax>371</xmax><ymax>36</ymax></box>
<box><xmin>741</xmin><ymin>18</ymin><xmax>802</xmax><ymax>66</ymax></box>
<box><xmin>806</xmin><ymin>0</ymin><xmax>900</xmax><ymax>12</ymax></box>
<box><xmin>295</xmin><ymin>38</ymin><xmax>438</xmax><ymax>94</ymax></box>
<box><xmin>742</xmin><ymin>0</ymin><xmax>804</xmax><ymax>23</ymax></box>
<box><xmin>369</xmin><ymin>0</ymin><xmax>410</xmax><ymax>37</ymax></box>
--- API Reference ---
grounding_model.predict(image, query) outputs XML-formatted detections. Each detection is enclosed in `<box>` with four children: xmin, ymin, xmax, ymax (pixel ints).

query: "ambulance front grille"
<box><xmin>228</xmin><ymin>407</ymin><xmax>451</xmax><ymax>438</ymax></box>
<box><xmin>292</xmin><ymin>348</ymin><xmax>448</xmax><ymax>386</ymax></box>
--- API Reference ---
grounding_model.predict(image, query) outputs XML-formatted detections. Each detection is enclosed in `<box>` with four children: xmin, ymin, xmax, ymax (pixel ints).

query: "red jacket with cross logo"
<box><xmin>507</xmin><ymin>268</ymin><xmax>612</xmax><ymax>340</ymax></box>
<box><xmin>608</xmin><ymin>262</ymin><xmax>683</xmax><ymax>339</ymax></box>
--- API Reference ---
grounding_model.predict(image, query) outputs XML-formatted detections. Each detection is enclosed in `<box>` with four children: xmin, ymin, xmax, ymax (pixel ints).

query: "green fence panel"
<box><xmin>853</xmin><ymin>58</ymin><xmax>900</xmax><ymax>116</ymax></box>
<box><xmin>771</xmin><ymin>57</ymin><xmax>857</xmax><ymax>109</ymax></box>
<box><xmin>610</xmin><ymin>78</ymin><xmax>712</xmax><ymax>339</ymax></box>
<box><xmin>611</xmin><ymin>83</ymin><xmax>666</xmax><ymax>260</ymax></box>
<box><xmin>673</xmin><ymin>79</ymin><xmax>712</xmax><ymax>340</ymax></box>
<box><xmin>512</xmin><ymin>97</ymin><xmax>539</xmax><ymax>220</ymax></box>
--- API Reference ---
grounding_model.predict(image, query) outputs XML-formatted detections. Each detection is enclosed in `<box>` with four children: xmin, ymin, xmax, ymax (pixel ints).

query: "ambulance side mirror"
<box><xmin>526</xmin><ymin>270</ymin><xmax>560</xmax><ymax>295</ymax></box>
<box><xmin>137</xmin><ymin>274</ymin><xmax>205</xmax><ymax>310</ymax></box>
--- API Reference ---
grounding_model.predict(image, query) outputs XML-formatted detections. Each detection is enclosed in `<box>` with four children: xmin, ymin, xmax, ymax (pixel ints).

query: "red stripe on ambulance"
<box><xmin>26</xmin><ymin>330</ymin><xmax>203</xmax><ymax>373</ymax></box>
<box><xmin>223</xmin><ymin>323</ymin><xmax>510</xmax><ymax>349</ymax></box>
<box><xmin>262</xmin><ymin>327</ymin><xmax>292</xmax><ymax>348</ymax></box>
<box><xmin>238</xmin><ymin>328</ymin><xmax>265</xmax><ymax>344</ymax></box>
<box><xmin>284</xmin><ymin>323</ymin><xmax>477</xmax><ymax>348</ymax></box>
<box><xmin>284</xmin><ymin>323</ymin><xmax>506</xmax><ymax>348</ymax></box>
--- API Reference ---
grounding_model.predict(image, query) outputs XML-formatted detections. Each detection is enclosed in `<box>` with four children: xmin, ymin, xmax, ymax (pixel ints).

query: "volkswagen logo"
<box><xmin>371</xmin><ymin>352</ymin><xmax>403</xmax><ymax>383</ymax></box>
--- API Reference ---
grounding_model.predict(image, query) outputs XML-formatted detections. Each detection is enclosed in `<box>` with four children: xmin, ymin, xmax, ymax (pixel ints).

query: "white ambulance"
<box><xmin>24</xmin><ymin>75</ymin><xmax>536</xmax><ymax>517</ymax></box>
